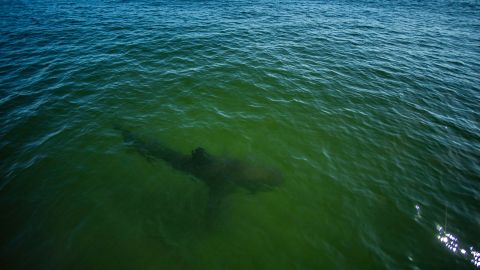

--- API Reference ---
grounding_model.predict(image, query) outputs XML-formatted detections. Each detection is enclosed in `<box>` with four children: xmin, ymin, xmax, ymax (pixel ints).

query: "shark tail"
<box><xmin>113</xmin><ymin>123</ymin><xmax>136</xmax><ymax>143</ymax></box>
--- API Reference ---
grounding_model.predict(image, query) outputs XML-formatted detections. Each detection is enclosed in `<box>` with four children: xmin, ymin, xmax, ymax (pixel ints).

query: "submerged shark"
<box><xmin>115</xmin><ymin>126</ymin><xmax>282</xmax><ymax>213</ymax></box>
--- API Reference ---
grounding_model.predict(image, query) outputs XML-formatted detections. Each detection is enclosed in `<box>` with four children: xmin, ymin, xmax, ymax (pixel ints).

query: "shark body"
<box><xmin>116</xmin><ymin>126</ymin><xmax>282</xmax><ymax>212</ymax></box>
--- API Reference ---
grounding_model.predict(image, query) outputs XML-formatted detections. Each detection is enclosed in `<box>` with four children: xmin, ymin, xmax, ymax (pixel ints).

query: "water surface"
<box><xmin>1</xmin><ymin>0</ymin><xmax>479</xmax><ymax>269</ymax></box>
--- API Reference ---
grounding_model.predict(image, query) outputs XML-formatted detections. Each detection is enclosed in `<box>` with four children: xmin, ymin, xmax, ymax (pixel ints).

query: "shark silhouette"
<box><xmin>115</xmin><ymin>126</ymin><xmax>282</xmax><ymax>214</ymax></box>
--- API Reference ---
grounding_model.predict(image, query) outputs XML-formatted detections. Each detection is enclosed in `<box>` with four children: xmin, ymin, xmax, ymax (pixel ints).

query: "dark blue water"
<box><xmin>1</xmin><ymin>0</ymin><xmax>479</xmax><ymax>269</ymax></box>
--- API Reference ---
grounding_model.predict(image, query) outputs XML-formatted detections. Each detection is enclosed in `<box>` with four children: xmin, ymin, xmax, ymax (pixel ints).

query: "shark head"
<box><xmin>228</xmin><ymin>161</ymin><xmax>283</xmax><ymax>193</ymax></box>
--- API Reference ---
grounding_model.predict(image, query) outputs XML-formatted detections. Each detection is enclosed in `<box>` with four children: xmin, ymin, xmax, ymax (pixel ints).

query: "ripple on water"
<box><xmin>1</xmin><ymin>0</ymin><xmax>480</xmax><ymax>269</ymax></box>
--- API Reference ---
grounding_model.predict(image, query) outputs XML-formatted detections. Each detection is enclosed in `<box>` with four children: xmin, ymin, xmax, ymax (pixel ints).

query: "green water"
<box><xmin>1</xmin><ymin>0</ymin><xmax>479</xmax><ymax>269</ymax></box>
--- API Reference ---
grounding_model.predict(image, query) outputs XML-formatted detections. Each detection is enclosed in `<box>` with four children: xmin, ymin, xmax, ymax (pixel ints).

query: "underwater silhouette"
<box><xmin>115</xmin><ymin>125</ymin><xmax>283</xmax><ymax>214</ymax></box>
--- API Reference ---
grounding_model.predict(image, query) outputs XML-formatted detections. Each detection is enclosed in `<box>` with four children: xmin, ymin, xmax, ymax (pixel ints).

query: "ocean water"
<box><xmin>1</xmin><ymin>0</ymin><xmax>479</xmax><ymax>269</ymax></box>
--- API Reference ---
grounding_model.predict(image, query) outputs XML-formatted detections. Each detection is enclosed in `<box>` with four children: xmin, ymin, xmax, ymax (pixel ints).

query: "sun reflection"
<box><xmin>414</xmin><ymin>204</ymin><xmax>421</xmax><ymax>221</ymax></box>
<box><xmin>436</xmin><ymin>225</ymin><xmax>480</xmax><ymax>268</ymax></box>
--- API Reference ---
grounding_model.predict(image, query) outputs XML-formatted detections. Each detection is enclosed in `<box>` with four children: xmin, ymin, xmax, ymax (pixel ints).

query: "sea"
<box><xmin>1</xmin><ymin>0</ymin><xmax>479</xmax><ymax>269</ymax></box>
